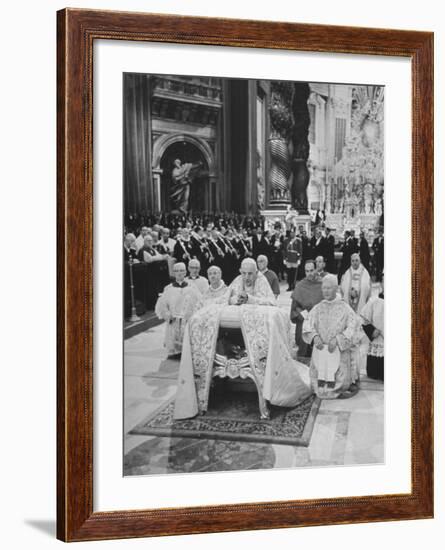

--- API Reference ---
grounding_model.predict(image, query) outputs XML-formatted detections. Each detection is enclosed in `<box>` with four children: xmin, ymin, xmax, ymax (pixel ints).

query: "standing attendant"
<box><xmin>359</xmin><ymin>231</ymin><xmax>371</xmax><ymax>272</ymax></box>
<box><xmin>339</xmin><ymin>230</ymin><xmax>359</xmax><ymax>279</ymax></box>
<box><xmin>257</xmin><ymin>255</ymin><xmax>280</xmax><ymax>298</ymax></box>
<box><xmin>325</xmin><ymin>228</ymin><xmax>336</xmax><ymax>274</ymax></box>
<box><xmin>372</xmin><ymin>228</ymin><xmax>384</xmax><ymax>282</ymax></box>
<box><xmin>251</xmin><ymin>228</ymin><xmax>270</xmax><ymax>259</ymax></box>
<box><xmin>297</xmin><ymin>230</ymin><xmax>310</xmax><ymax>281</ymax></box>
<box><xmin>311</xmin><ymin>227</ymin><xmax>327</xmax><ymax>260</ymax></box>
<box><xmin>269</xmin><ymin>229</ymin><xmax>284</xmax><ymax>279</ymax></box>
<box><xmin>283</xmin><ymin>230</ymin><xmax>302</xmax><ymax>291</ymax></box>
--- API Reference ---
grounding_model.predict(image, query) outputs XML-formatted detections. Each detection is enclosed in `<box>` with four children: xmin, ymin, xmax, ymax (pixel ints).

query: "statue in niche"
<box><xmin>290</xmin><ymin>83</ymin><xmax>311</xmax><ymax>213</ymax></box>
<box><xmin>170</xmin><ymin>158</ymin><xmax>204</xmax><ymax>214</ymax></box>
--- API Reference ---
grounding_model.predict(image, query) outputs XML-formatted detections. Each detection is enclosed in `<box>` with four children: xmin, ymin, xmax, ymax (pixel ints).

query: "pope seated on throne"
<box><xmin>174</xmin><ymin>259</ymin><xmax>312</xmax><ymax>420</ymax></box>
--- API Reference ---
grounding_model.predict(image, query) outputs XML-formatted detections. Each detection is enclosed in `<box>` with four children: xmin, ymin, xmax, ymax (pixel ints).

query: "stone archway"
<box><xmin>152</xmin><ymin>134</ymin><xmax>216</xmax><ymax>213</ymax></box>
<box><xmin>153</xmin><ymin>134</ymin><xmax>216</xmax><ymax>213</ymax></box>
<box><xmin>152</xmin><ymin>133</ymin><xmax>215</xmax><ymax>175</ymax></box>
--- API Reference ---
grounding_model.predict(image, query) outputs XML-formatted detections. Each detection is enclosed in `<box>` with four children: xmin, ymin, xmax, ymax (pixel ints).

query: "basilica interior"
<box><xmin>123</xmin><ymin>73</ymin><xmax>384</xmax><ymax>476</ymax></box>
<box><xmin>124</xmin><ymin>73</ymin><xmax>384</xmax><ymax>235</ymax></box>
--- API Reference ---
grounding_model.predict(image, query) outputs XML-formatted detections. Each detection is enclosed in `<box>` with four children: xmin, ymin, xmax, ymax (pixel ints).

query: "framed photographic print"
<box><xmin>57</xmin><ymin>8</ymin><xmax>433</xmax><ymax>542</ymax></box>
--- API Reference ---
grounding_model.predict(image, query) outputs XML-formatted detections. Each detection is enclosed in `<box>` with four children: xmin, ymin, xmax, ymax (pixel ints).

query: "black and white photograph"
<box><xmin>123</xmin><ymin>74</ymin><xmax>385</xmax><ymax>476</ymax></box>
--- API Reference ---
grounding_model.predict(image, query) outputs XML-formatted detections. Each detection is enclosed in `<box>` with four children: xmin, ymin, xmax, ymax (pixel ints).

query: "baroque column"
<box><xmin>291</xmin><ymin>83</ymin><xmax>311</xmax><ymax>214</ymax></box>
<box><xmin>267</xmin><ymin>81</ymin><xmax>294</xmax><ymax>207</ymax></box>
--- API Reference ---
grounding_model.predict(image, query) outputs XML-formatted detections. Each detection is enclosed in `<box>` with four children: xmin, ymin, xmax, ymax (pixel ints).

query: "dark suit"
<box><xmin>312</xmin><ymin>236</ymin><xmax>328</xmax><ymax>261</ymax></box>
<box><xmin>359</xmin><ymin>237</ymin><xmax>371</xmax><ymax>271</ymax></box>
<box><xmin>325</xmin><ymin>234</ymin><xmax>336</xmax><ymax>273</ymax></box>
<box><xmin>339</xmin><ymin>237</ymin><xmax>359</xmax><ymax>278</ymax></box>
<box><xmin>252</xmin><ymin>235</ymin><xmax>271</xmax><ymax>259</ymax></box>
<box><xmin>372</xmin><ymin>236</ymin><xmax>384</xmax><ymax>281</ymax></box>
<box><xmin>297</xmin><ymin>236</ymin><xmax>310</xmax><ymax>280</ymax></box>
<box><xmin>269</xmin><ymin>234</ymin><xmax>284</xmax><ymax>278</ymax></box>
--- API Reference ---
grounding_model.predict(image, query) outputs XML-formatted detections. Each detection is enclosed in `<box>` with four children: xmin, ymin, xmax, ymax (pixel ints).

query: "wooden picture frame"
<box><xmin>57</xmin><ymin>8</ymin><xmax>434</xmax><ymax>542</ymax></box>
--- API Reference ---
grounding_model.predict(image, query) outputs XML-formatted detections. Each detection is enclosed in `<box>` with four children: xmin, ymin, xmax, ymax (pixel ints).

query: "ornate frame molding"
<box><xmin>57</xmin><ymin>9</ymin><xmax>433</xmax><ymax>542</ymax></box>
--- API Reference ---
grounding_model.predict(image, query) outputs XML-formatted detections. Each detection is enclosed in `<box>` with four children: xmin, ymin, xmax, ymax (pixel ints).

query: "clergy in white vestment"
<box><xmin>360</xmin><ymin>277</ymin><xmax>384</xmax><ymax>381</ymax></box>
<box><xmin>173</xmin><ymin>258</ymin><xmax>312</xmax><ymax>419</ymax></box>
<box><xmin>202</xmin><ymin>265</ymin><xmax>229</xmax><ymax>305</ymax></box>
<box><xmin>340</xmin><ymin>253</ymin><xmax>371</xmax><ymax>313</ymax></box>
<box><xmin>303</xmin><ymin>274</ymin><xmax>361</xmax><ymax>399</ymax></box>
<box><xmin>186</xmin><ymin>259</ymin><xmax>209</xmax><ymax>295</ymax></box>
<box><xmin>155</xmin><ymin>262</ymin><xmax>202</xmax><ymax>358</ymax></box>
<box><xmin>228</xmin><ymin>258</ymin><xmax>276</xmax><ymax>306</ymax></box>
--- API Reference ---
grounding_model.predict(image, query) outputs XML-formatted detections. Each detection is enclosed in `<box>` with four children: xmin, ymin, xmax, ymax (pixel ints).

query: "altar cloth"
<box><xmin>174</xmin><ymin>303</ymin><xmax>312</xmax><ymax>419</ymax></box>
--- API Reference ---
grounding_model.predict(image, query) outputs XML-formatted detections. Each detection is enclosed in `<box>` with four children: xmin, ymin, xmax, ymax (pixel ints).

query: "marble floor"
<box><xmin>124</xmin><ymin>283</ymin><xmax>384</xmax><ymax>476</ymax></box>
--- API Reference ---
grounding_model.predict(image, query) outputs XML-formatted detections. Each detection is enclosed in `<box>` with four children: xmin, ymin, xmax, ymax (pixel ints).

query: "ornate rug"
<box><xmin>130</xmin><ymin>388</ymin><xmax>320</xmax><ymax>447</ymax></box>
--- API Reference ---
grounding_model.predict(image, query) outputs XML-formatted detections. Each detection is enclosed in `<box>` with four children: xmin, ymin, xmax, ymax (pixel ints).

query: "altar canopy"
<box><xmin>174</xmin><ymin>303</ymin><xmax>312</xmax><ymax>420</ymax></box>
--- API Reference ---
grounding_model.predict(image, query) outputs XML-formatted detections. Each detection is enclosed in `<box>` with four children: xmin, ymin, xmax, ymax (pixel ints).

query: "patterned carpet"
<box><xmin>130</xmin><ymin>386</ymin><xmax>320</xmax><ymax>447</ymax></box>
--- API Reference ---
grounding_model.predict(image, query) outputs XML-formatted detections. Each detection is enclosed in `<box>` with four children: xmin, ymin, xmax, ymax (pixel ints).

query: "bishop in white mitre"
<box><xmin>155</xmin><ymin>262</ymin><xmax>202</xmax><ymax>357</ymax></box>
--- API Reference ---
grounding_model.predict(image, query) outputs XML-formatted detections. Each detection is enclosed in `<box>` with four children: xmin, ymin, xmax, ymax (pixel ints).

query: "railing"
<box><xmin>152</xmin><ymin>76</ymin><xmax>222</xmax><ymax>102</ymax></box>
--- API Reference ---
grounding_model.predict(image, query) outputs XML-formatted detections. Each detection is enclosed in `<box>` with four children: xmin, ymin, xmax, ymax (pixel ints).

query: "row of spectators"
<box><xmin>125</xmin><ymin>211</ymin><xmax>266</xmax><ymax>234</ymax></box>
<box><xmin>123</xmin><ymin>212</ymin><xmax>384</xmax><ymax>317</ymax></box>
